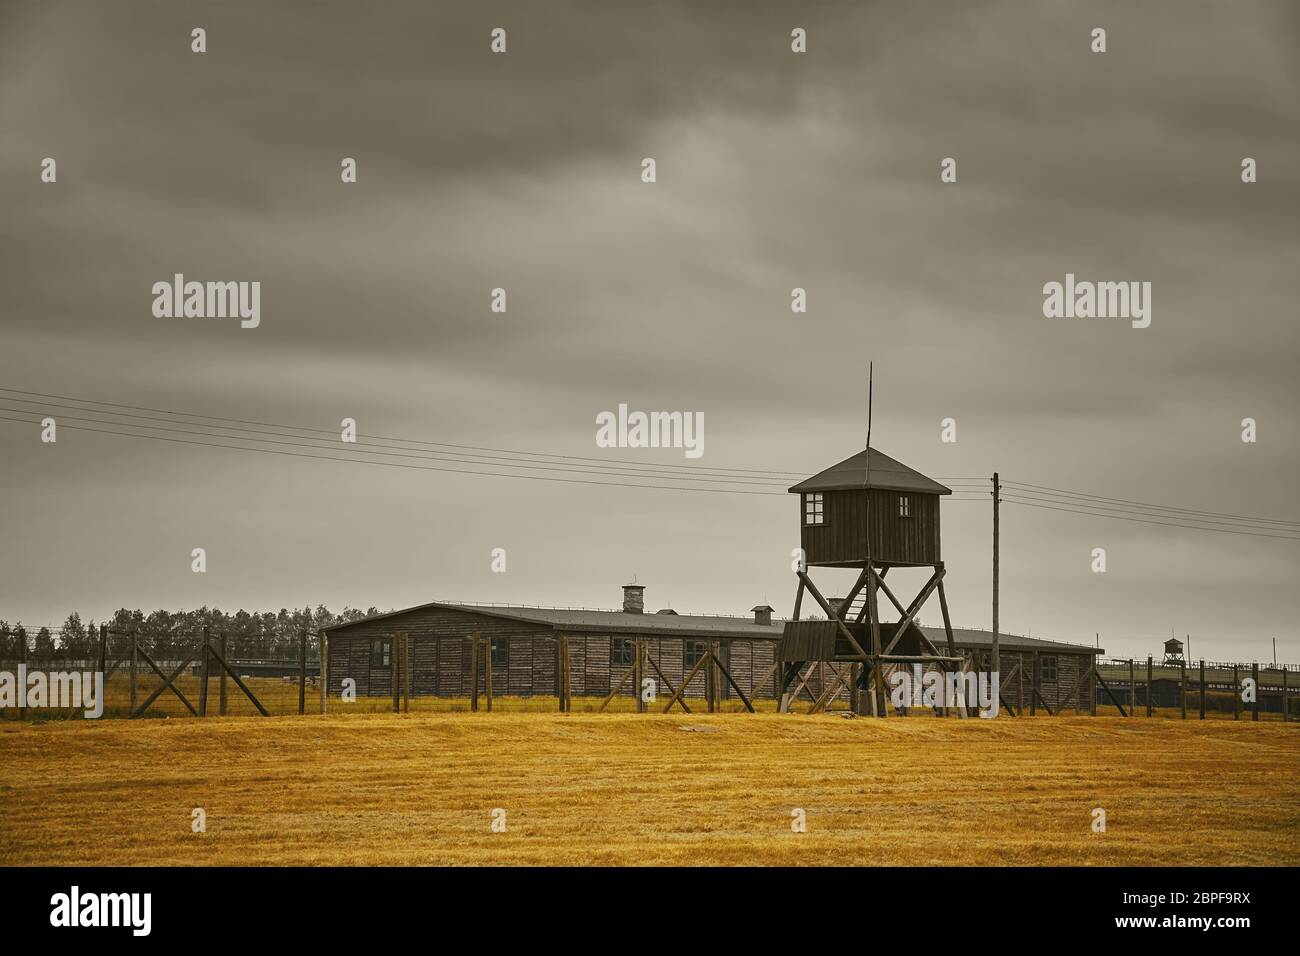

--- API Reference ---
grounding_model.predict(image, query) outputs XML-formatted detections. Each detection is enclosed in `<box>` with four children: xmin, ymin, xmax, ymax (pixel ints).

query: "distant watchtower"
<box><xmin>1163</xmin><ymin>637</ymin><xmax>1184</xmax><ymax>664</ymax></box>
<box><xmin>777</xmin><ymin>447</ymin><xmax>963</xmax><ymax>715</ymax></box>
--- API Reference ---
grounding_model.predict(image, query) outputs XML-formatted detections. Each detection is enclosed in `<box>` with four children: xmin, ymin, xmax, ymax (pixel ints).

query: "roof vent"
<box><xmin>622</xmin><ymin>583</ymin><xmax>645</xmax><ymax>614</ymax></box>
<box><xmin>752</xmin><ymin>604</ymin><xmax>775</xmax><ymax>626</ymax></box>
<box><xmin>656</xmin><ymin>608</ymin><xmax>678</xmax><ymax>616</ymax></box>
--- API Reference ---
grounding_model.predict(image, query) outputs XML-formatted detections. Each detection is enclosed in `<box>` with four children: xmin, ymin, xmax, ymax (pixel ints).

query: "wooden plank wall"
<box><xmin>326</xmin><ymin>608</ymin><xmax>782</xmax><ymax>700</ymax></box>
<box><xmin>801</xmin><ymin>490</ymin><xmax>941</xmax><ymax>566</ymax></box>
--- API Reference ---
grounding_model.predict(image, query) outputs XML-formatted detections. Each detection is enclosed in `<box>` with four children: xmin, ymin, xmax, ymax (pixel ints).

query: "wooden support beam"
<box><xmin>17</xmin><ymin>628</ymin><xmax>26</xmax><ymax>720</ymax></box>
<box><xmin>1252</xmin><ymin>662</ymin><xmax>1259</xmax><ymax>722</ymax></box>
<box><xmin>1030</xmin><ymin>651</ymin><xmax>1039</xmax><ymax>717</ymax></box>
<box><xmin>878</xmin><ymin>568</ymin><xmax>944</xmax><ymax>656</ymax></box>
<box><xmin>1233</xmin><ymin>663</ymin><xmax>1240</xmax><ymax>721</ymax></box>
<box><xmin>403</xmin><ymin>633</ymin><xmax>412</xmax><ymax>714</ymax></box>
<box><xmin>556</xmin><ymin>636</ymin><xmax>568</xmax><ymax>712</ymax></box>
<box><xmin>131</xmin><ymin>643</ymin><xmax>201</xmax><ymax>717</ymax></box>
<box><xmin>392</xmin><ymin>634</ymin><xmax>401</xmax><ymax>713</ymax></box>
<box><xmin>1016</xmin><ymin>652</ymin><xmax>1024</xmax><ymax>717</ymax></box>
<box><xmin>1128</xmin><ymin>658</ymin><xmax>1135</xmax><ymax>718</ymax></box>
<box><xmin>198</xmin><ymin>625</ymin><xmax>210</xmax><ymax>717</ymax></box>
<box><xmin>1199</xmin><ymin>659</ymin><xmax>1206</xmax><ymax>720</ymax></box>
<box><xmin>599</xmin><ymin>660</ymin><xmax>636</xmax><ymax>712</ymax></box>
<box><xmin>319</xmin><ymin>631</ymin><xmax>328</xmax><ymax>714</ymax></box>
<box><xmin>748</xmin><ymin>659</ymin><xmax>781</xmax><ymax>704</ymax></box>
<box><xmin>470</xmin><ymin>634</ymin><xmax>480</xmax><ymax>712</ymax></box>
<box><xmin>205</xmin><ymin>642</ymin><xmax>269</xmax><ymax>716</ymax></box>
<box><xmin>1146</xmin><ymin>656</ymin><xmax>1153</xmax><ymax>717</ymax></box>
<box><xmin>1094</xmin><ymin>670</ymin><xmax>1128</xmax><ymax>717</ymax></box>
<box><xmin>219</xmin><ymin>631</ymin><xmax>228</xmax><ymax>716</ymax></box>
<box><xmin>298</xmin><ymin>628</ymin><xmax>307</xmax><ymax>716</ymax></box>
<box><xmin>644</xmin><ymin>650</ymin><xmax>687</xmax><ymax>713</ymax></box>
<box><xmin>809</xmin><ymin>664</ymin><xmax>848</xmax><ymax>714</ymax></box>
<box><xmin>129</xmin><ymin>629</ymin><xmax>138</xmax><ymax>716</ymax></box>
<box><xmin>712</xmin><ymin>648</ymin><xmax>755</xmax><ymax>713</ymax></box>
<box><xmin>484</xmin><ymin>636</ymin><xmax>493</xmax><ymax>712</ymax></box>
<box><xmin>634</xmin><ymin>639</ymin><xmax>645</xmax><ymax>714</ymax></box>
<box><xmin>662</xmin><ymin>652</ymin><xmax>710</xmax><ymax>714</ymax></box>
<box><xmin>797</xmin><ymin>570</ymin><xmax>870</xmax><ymax>661</ymax></box>
<box><xmin>1180</xmin><ymin>659</ymin><xmax>1187</xmax><ymax>719</ymax></box>
<box><xmin>865</xmin><ymin>568</ymin><xmax>885</xmax><ymax>716</ymax></box>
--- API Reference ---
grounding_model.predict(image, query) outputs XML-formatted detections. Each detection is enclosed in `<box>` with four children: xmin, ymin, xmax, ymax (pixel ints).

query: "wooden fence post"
<box><xmin>1088</xmin><ymin>663</ymin><xmax>1097</xmax><ymax>717</ymax></box>
<box><xmin>1233</xmin><ymin>664</ymin><xmax>1240</xmax><ymax>720</ymax></box>
<box><xmin>1016</xmin><ymin>653</ymin><xmax>1024</xmax><ymax>716</ymax></box>
<box><xmin>634</xmin><ymin>640</ymin><xmax>645</xmax><ymax>713</ymax></box>
<box><xmin>1283</xmin><ymin>668</ymin><xmax>1289</xmax><ymax>722</ymax></box>
<box><xmin>17</xmin><ymin>628</ymin><xmax>26</xmax><ymax>719</ymax></box>
<box><xmin>1180</xmin><ymin>659</ymin><xmax>1187</xmax><ymax>720</ymax></box>
<box><xmin>298</xmin><ymin>628</ymin><xmax>307</xmax><ymax>716</ymax></box>
<box><xmin>1199</xmin><ymin>659</ymin><xmax>1206</xmax><ymax>719</ymax></box>
<box><xmin>1252</xmin><ymin>663</ymin><xmax>1259</xmax><ymax>722</ymax></box>
<box><xmin>557</xmin><ymin>637</ymin><xmax>567</xmax><ymax>712</ymax></box>
<box><xmin>391</xmin><ymin>635</ymin><xmax>401</xmax><ymax>713</ymax></box>
<box><xmin>319</xmin><ymin>631</ymin><xmax>328</xmax><ymax>715</ymax></box>
<box><xmin>1128</xmin><ymin>659</ymin><xmax>1135</xmax><ymax>717</ymax></box>
<box><xmin>404</xmin><ymin>633</ymin><xmax>411</xmax><ymax>713</ymax></box>
<box><xmin>1030</xmin><ymin>652</ymin><xmax>1038</xmax><ymax>716</ymax></box>
<box><xmin>97</xmin><ymin>623</ymin><xmax>108</xmax><ymax>686</ymax></box>
<box><xmin>198</xmin><ymin>625</ymin><xmax>210</xmax><ymax>717</ymax></box>
<box><xmin>219</xmin><ymin>631</ymin><xmax>228</xmax><ymax>716</ymax></box>
<box><xmin>1146</xmin><ymin>656</ymin><xmax>1153</xmax><ymax>717</ymax></box>
<box><xmin>484</xmin><ymin>636</ymin><xmax>493</xmax><ymax>712</ymax></box>
<box><xmin>469</xmin><ymin>634</ymin><xmax>480</xmax><ymax>712</ymax></box>
<box><xmin>130</xmin><ymin>628</ymin><xmax>138</xmax><ymax>716</ymax></box>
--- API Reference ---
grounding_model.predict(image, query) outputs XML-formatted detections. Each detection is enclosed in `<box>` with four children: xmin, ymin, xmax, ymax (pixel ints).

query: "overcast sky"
<box><xmin>1</xmin><ymin>0</ymin><xmax>1297</xmax><ymax>661</ymax></box>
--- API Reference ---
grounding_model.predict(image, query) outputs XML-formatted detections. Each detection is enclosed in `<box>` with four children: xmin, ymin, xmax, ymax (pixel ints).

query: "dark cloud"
<box><xmin>0</xmin><ymin>1</ymin><xmax>1296</xmax><ymax>659</ymax></box>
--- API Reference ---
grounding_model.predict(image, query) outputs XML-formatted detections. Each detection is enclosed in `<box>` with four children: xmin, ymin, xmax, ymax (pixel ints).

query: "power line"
<box><xmin>0</xmin><ymin>386</ymin><xmax>985</xmax><ymax>484</ymax></box>
<box><xmin>999</xmin><ymin>489</ymin><xmax>1300</xmax><ymax>533</ymax></box>
<box><xmin>2</xmin><ymin>388</ymin><xmax>1295</xmax><ymax>538</ymax></box>
<box><xmin>0</xmin><ymin>414</ymin><xmax>795</xmax><ymax>495</ymax></box>
<box><xmin>1002</xmin><ymin>479</ymin><xmax>1300</xmax><ymax>529</ymax></box>
<box><xmin>1003</xmin><ymin>497</ymin><xmax>1300</xmax><ymax>540</ymax></box>
<box><xmin>0</xmin><ymin>387</ymin><xmax>808</xmax><ymax>479</ymax></box>
<box><xmin>0</xmin><ymin>404</ymin><xmax>797</xmax><ymax>488</ymax></box>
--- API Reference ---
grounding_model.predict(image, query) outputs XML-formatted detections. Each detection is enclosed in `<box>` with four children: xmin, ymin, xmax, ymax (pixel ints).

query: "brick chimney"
<box><xmin>622</xmin><ymin>583</ymin><xmax>645</xmax><ymax>614</ymax></box>
<box><xmin>751</xmin><ymin>604</ymin><xmax>775</xmax><ymax>626</ymax></box>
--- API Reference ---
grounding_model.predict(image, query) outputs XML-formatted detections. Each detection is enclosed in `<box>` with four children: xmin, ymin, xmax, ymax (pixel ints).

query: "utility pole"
<box><xmin>992</xmin><ymin>472</ymin><xmax>1000</xmax><ymax>682</ymax></box>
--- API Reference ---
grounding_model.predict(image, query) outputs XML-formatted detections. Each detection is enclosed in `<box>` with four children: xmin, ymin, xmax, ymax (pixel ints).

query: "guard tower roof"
<box><xmin>788</xmin><ymin>448</ymin><xmax>952</xmax><ymax>496</ymax></box>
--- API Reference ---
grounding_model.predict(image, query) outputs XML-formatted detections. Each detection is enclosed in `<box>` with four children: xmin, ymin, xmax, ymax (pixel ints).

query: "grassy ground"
<box><xmin>1</xmin><ymin>711</ymin><xmax>1295</xmax><ymax>866</ymax></box>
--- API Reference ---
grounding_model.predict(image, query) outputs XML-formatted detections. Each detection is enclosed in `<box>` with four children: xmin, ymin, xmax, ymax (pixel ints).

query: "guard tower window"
<box><xmin>684</xmin><ymin>640</ymin><xmax>706</xmax><ymax>668</ymax></box>
<box><xmin>899</xmin><ymin>495</ymin><xmax>911</xmax><ymax>518</ymax></box>
<box><xmin>370</xmin><ymin>638</ymin><xmax>392</xmax><ymax>667</ymax></box>
<box><xmin>1041</xmin><ymin>656</ymin><xmax>1057</xmax><ymax>682</ymax></box>
<box><xmin>804</xmin><ymin>493</ymin><xmax>824</xmax><ymax>526</ymax></box>
<box><xmin>610</xmin><ymin>637</ymin><xmax>635</xmax><ymax>667</ymax></box>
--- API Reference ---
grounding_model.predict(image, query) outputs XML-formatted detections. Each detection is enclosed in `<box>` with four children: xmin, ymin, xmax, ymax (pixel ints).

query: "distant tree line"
<box><xmin>0</xmin><ymin>606</ymin><xmax>383</xmax><ymax>664</ymax></box>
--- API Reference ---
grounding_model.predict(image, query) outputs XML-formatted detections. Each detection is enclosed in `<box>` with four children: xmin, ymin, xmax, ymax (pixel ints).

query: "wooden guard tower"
<box><xmin>777</xmin><ymin>447</ymin><xmax>962</xmax><ymax>715</ymax></box>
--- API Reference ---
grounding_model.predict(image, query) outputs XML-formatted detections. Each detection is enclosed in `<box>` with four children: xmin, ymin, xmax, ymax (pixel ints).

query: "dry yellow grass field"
<box><xmin>1</xmin><ymin>712</ymin><xmax>1296</xmax><ymax>866</ymax></box>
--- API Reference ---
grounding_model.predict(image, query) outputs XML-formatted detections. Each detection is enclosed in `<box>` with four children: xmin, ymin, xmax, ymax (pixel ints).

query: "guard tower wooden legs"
<box><xmin>784</xmin><ymin>562</ymin><xmax>961</xmax><ymax>717</ymax></box>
